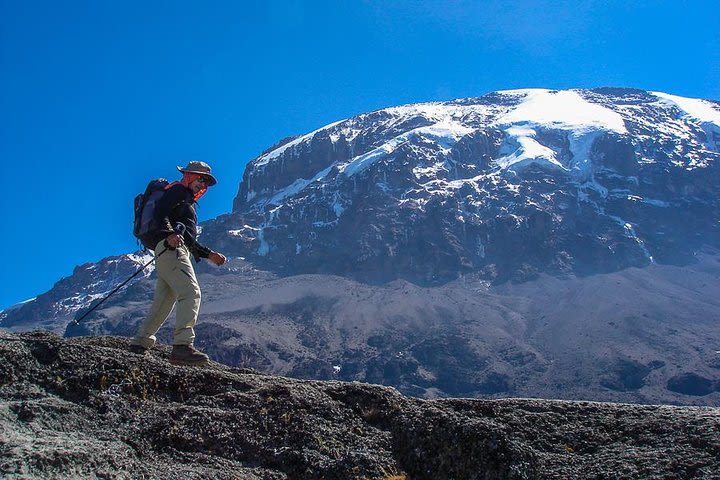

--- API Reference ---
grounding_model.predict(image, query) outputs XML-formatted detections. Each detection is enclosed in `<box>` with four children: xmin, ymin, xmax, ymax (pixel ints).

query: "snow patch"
<box><xmin>264</xmin><ymin>166</ymin><xmax>333</xmax><ymax>207</ymax></box>
<box><xmin>332</xmin><ymin>194</ymin><xmax>346</xmax><ymax>217</ymax></box>
<box><xmin>257</xmin><ymin>227</ymin><xmax>269</xmax><ymax>256</ymax></box>
<box><xmin>567</xmin><ymin>130</ymin><xmax>605</xmax><ymax>177</ymax></box>
<box><xmin>254</xmin><ymin>120</ymin><xmax>345</xmax><ymax>166</ymax></box>
<box><xmin>652</xmin><ymin>92</ymin><xmax>720</xmax><ymax>125</ymax></box>
<box><xmin>495</xmin><ymin>89</ymin><xmax>628</xmax><ymax>134</ymax></box>
<box><xmin>491</xmin><ymin>90</ymin><xmax>626</xmax><ymax>178</ymax></box>
<box><xmin>341</xmin><ymin>120</ymin><xmax>474</xmax><ymax>177</ymax></box>
<box><xmin>0</xmin><ymin>297</ymin><xmax>37</xmax><ymax>315</ymax></box>
<box><xmin>609</xmin><ymin>216</ymin><xmax>654</xmax><ymax>263</ymax></box>
<box><xmin>494</xmin><ymin>125</ymin><xmax>565</xmax><ymax>171</ymax></box>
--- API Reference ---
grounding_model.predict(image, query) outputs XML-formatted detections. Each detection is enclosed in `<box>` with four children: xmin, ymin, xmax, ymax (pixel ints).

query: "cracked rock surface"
<box><xmin>1</xmin><ymin>331</ymin><xmax>719</xmax><ymax>479</ymax></box>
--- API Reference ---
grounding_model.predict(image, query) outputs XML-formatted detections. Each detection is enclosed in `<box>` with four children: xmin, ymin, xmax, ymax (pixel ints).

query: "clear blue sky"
<box><xmin>1</xmin><ymin>0</ymin><xmax>718</xmax><ymax>309</ymax></box>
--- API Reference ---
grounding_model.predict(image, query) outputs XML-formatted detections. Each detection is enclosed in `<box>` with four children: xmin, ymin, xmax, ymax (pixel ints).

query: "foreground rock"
<box><xmin>1</xmin><ymin>332</ymin><xmax>718</xmax><ymax>479</ymax></box>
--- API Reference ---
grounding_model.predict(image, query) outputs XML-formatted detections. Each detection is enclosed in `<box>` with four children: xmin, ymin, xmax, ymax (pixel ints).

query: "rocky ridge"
<box><xmin>2</xmin><ymin>331</ymin><xmax>719</xmax><ymax>479</ymax></box>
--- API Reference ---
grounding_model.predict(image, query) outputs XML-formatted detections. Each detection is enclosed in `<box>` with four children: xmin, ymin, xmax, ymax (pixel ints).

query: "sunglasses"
<box><xmin>197</xmin><ymin>176</ymin><xmax>210</xmax><ymax>184</ymax></box>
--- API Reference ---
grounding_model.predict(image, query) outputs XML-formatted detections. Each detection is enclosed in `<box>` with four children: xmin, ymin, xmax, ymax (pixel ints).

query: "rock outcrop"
<box><xmin>2</xmin><ymin>331</ymin><xmax>719</xmax><ymax>479</ymax></box>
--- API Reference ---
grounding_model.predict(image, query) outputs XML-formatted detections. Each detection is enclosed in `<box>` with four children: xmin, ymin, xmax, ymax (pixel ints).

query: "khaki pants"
<box><xmin>132</xmin><ymin>239</ymin><xmax>202</xmax><ymax>348</ymax></box>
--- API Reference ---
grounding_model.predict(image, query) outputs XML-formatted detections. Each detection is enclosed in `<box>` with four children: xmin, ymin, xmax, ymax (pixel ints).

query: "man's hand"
<box><xmin>166</xmin><ymin>233</ymin><xmax>184</xmax><ymax>249</ymax></box>
<box><xmin>208</xmin><ymin>251</ymin><xmax>226</xmax><ymax>266</ymax></box>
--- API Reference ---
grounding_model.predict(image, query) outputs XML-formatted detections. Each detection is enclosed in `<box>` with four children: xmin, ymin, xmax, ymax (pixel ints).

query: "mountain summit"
<box><xmin>199</xmin><ymin>88</ymin><xmax>719</xmax><ymax>284</ymax></box>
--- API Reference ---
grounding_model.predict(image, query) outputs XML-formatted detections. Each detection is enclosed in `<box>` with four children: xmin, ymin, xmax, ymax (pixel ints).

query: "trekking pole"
<box><xmin>72</xmin><ymin>223</ymin><xmax>186</xmax><ymax>326</ymax></box>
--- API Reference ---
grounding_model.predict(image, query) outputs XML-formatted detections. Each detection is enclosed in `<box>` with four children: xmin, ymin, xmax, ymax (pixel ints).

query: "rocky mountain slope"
<box><xmin>42</xmin><ymin>252</ymin><xmax>720</xmax><ymax>406</ymax></box>
<box><xmin>2</xmin><ymin>331</ymin><xmax>719</xmax><ymax>479</ymax></box>
<box><xmin>0</xmin><ymin>252</ymin><xmax>153</xmax><ymax>333</ymax></box>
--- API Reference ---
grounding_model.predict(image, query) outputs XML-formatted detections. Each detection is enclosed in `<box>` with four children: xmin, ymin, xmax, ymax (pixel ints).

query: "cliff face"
<box><xmin>217</xmin><ymin>88</ymin><xmax>720</xmax><ymax>284</ymax></box>
<box><xmin>2</xmin><ymin>331</ymin><xmax>719</xmax><ymax>479</ymax></box>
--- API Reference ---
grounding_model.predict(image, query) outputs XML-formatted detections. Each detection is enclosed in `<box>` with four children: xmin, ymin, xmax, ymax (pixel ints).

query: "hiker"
<box><xmin>130</xmin><ymin>161</ymin><xmax>226</xmax><ymax>365</ymax></box>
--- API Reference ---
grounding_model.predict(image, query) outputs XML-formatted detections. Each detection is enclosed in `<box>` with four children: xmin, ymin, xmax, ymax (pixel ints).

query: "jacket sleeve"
<box><xmin>188</xmin><ymin>240</ymin><xmax>212</xmax><ymax>260</ymax></box>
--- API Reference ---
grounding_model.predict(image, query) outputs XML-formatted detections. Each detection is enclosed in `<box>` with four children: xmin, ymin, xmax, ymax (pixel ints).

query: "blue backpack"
<box><xmin>133</xmin><ymin>178</ymin><xmax>170</xmax><ymax>249</ymax></box>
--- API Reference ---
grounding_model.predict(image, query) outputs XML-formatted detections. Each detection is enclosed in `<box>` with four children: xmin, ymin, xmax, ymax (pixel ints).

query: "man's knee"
<box><xmin>177</xmin><ymin>281</ymin><xmax>201</xmax><ymax>303</ymax></box>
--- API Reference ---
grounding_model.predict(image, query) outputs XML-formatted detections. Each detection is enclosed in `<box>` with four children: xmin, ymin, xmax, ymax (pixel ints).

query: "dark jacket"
<box><xmin>148</xmin><ymin>183</ymin><xmax>212</xmax><ymax>260</ymax></box>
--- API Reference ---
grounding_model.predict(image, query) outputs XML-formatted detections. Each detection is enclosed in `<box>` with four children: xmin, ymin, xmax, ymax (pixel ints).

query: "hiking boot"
<box><xmin>169</xmin><ymin>344</ymin><xmax>209</xmax><ymax>366</ymax></box>
<box><xmin>129</xmin><ymin>344</ymin><xmax>148</xmax><ymax>355</ymax></box>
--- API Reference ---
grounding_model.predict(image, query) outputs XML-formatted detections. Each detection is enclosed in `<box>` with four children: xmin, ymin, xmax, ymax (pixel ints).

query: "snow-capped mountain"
<box><xmin>0</xmin><ymin>252</ymin><xmax>153</xmax><ymax>333</ymax></box>
<box><xmin>2</xmin><ymin>87</ymin><xmax>719</xmax><ymax>404</ymax></box>
<box><xmin>201</xmin><ymin>87</ymin><xmax>719</xmax><ymax>284</ymax></box>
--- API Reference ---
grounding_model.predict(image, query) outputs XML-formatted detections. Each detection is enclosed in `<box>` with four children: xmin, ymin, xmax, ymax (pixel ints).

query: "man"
<box><xmin>130</xmin><ymin>161</ymin><xmax>227</xmax><ymax>366</ymax></box>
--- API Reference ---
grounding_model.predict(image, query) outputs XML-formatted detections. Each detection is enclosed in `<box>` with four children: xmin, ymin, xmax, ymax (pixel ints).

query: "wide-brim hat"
<box><xmin>177</xmin><ymin>160</ymin><xmax>217</xmax><ymax>186</ymax></box>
